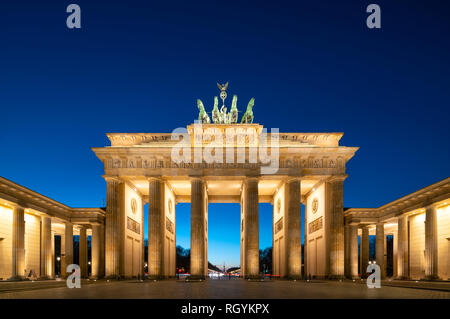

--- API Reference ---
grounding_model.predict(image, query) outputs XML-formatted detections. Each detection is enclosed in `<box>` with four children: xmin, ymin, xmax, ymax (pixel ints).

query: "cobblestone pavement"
<box><xmin>0</xmin><ymin>279</ymin><xmax>449</xmax><ymax>299</ymax></box>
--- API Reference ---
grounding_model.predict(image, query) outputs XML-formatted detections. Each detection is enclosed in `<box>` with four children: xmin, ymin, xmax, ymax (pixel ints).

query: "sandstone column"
<box><xmin>40</xmin><ymin>216</ymin><xmax>52</xmax><ymax>279</ymax></box>
<box><xmin>393</xmin><ymin>230</ymin><xmax>398</xmax><ymax>277</ymax></box>
<box><xmin>397</xmin><ymin>215</ymin><xmax>409</xmax><ymax>279</ymax></box>
<box><xmin>91</xmin><ymin>224</ymin><xmax>104</xmax><ymax>278</ymax></box>
<box><xmin>285</xmin><ymin>179</ymin><xmax>301</xmax><ymax>279</ymax></box>
<box><xmin>303</xmin><ymin>205</ymin><xmax>308</xmax><ymax>278</ymax></box>
<box><xmin>376</xmin><ymin>222</ymin><xmax>385</xmax><ymax>279</ymax></box>
<box><xmin>99</xmin><ymin>224</ymin><xmax>105</xmax><ymax>278</ymax></box>
<box><xmin>360</xmin><ymin>226</ymin><xmax>369</xmax><ymax>278</ymax></box>
<box><xmin>11</xmin><ymin>205</ymin><xmax>25</xmax><ymax>280</ymax></box>
<box><xmin>62</xmin><ymin>222</ymin><xmax>73</xmax><ymax>278</ymax></box>
<box><xmin>149</xmin><ymin>177</ymin><xmax>164</xmax><ymax>278</ymax></box>
<box><xmin>244</xmin><ymin>177</ymin><xmax>259</xmax><ymax>278</ymax></box>
<box><xmin>190</xmin><ymin>178</ymin><xmax>206</xmax><ymax>279</ymax></box>
<box><xmin>105</xmin><ymin>177</ymin><xmax>125</xmax><ymax>278</ymax></box>
<box><xmin>79</xmin><ymin>226</ymin><xmax>88</xmax><ymax>278</ymax></box>
<box><xmin>425</xmin><ymin>205</ymin><xmax>439</xmax><ymax>280</ymax></box>
<box><xmin>326</xmin><ymin>178</ymin><xmax>345</xmax><ymax>278</ymax></box>
<box><xmin>344</xmin><ymin>224</ymin><xmax>350</xmax><ymax>278</ymax></box>
<box><xmin>349</xmin><ymin>224</ymin><xmax>359</xmax><ymax>278</ymax></box>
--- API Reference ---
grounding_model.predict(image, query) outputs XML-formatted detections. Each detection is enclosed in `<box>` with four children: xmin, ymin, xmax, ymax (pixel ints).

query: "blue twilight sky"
<box><xmin>0</xmin><ymin>0</ymin><xmax>449</xmax><ymax>268</ymax></box>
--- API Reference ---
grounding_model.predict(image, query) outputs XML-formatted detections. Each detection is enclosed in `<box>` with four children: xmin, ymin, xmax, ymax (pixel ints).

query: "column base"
<box><xmin>8</xmin><ymin>275</ymin><xmax>26</xmax><ymax>281</ymax></box>
<box><xmin>38</xmin><ymin>276</ymin><xmax>53</xmax><ymax>280</ymax></box>
<box><xmin>147</xmin><ymin>275</ymin><xmax>167</xmax><ymax>280</ymax></box>
<box><xmin>187</xmin><ymin>275</ymin><xmax>205</xmax><ymax>281</ymax></box>
<box><xmin>422</xmin><ymin>275</ymin><xmax>440</xmax><ymax>281</ymax></box>
<box><xmin>244</xmin><ymin>275</ymin><xmax>263</xmax><ymax>280</ymax></box>
<box><xmin>328</xmin><ymin>275</ymin><xmax>345</xmax><ymax>280</ymax></box>
<box><xmin>395</xmin><ymin>276</ymin><xmax>410</xmax><ymax>280</ymax></box>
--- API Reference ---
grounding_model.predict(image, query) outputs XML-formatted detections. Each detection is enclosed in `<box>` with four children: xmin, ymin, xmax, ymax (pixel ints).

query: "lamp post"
<box><xmin>56</xmin><ymin>256</ymin><xmax>61</xmax><ymax>277</ymax></box>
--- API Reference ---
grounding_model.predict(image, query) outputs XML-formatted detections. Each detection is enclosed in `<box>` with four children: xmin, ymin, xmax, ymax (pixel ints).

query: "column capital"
<box><xmin>11</xmin><ymin>203</ymin><xmax>26</xmax><ymax>211</ymax></box>
<box><xmin>285</xmin><ymin>176</ymin><xmax>301</xmax><ymax>184</ymax></box>
<box><xmin>244</xmin><ymin>176</ymin><xmax>260</xmax><ymax>183</ymax></box>
<box><xmin>424</xmin><ymin>203</ymin><xmax>438</xmax><ymax>211</ymax></box>
<box><xmin>147</xmin><ymin>175</ymin><xmax>164</xmax><ymax>182</ymax></box>
<box><xmin>189</xmin><ymin>176</ymin><xmax>205</xmax><ymax>182</ymax></box>
<box><xmin>327</xmin><ymin>175</ymin><xmax>348</xmax><ymax>183</ymax></box>
<box><xmin>103</xmin><ymin>175</ymin><xmax>122</xmax><ymax>183</ymax></box>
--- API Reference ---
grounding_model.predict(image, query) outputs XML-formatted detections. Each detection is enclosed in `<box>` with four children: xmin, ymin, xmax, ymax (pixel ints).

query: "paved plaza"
<box><xmin>0</xmin><ymin>279</ymin><xmax>449</xmax><ymax>299</ymax></box>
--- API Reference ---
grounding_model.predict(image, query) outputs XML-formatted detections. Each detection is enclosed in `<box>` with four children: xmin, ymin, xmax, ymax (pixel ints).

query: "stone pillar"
<box><xmin>243</xmin><ymin>177</ymin><xmax>259</xmax><ymax>278</ymax></box>
<box><xmin>149</xmin><ymin>178</ymin><xmax>164</xmax><ymax>278</ymax></box>
<box><xmin>285</xmin><ymin>179</ymin><xmax>301</xmax><ymax>279</ymax></box>
<box><xmin>40</xmin><ymin>216</ymin><xmax>52</xmax><ymax>279</ymax></box>
<box><xmin>79</xmin><ymin>226</ymin><xmax>88</xmax><ymax>278</ymax></box>
<box><xmin>11</xmin><ymin>206</ymin><xmax>25</xmax><ymax>280</ymax></box>
<box><xmin>99</xmin><ymin>224</ymin><xmax>105</xmax><ymax>278</ymax></box>
<box><xmin>303</xmin><ymin>203</ymin><xmax>308</xmax><ymax>278</ymax></box>
<box><xmin>349</xmin><ymin>224</ymin><xmax>359</xmax><ymax>278</ymax></box>
<box><xmin>105</xmin><ymin>177</ymin><xmax>125</xmax><ymax>278</ymax></box>
<box><xmin>91</xmin><ymin>224</ymin><xmax>104</xmax><ymax>278</ymax></box>
<box><xmin>425</xmin><ymin>205</ymin><xmax>439</xmax><ymax>280</ymax></box>
<box><xmin>326</xmin><ymin>178</ymin><xmax>345</xmax><ymax>278</ymax></box>
<box><xmin>360</xmin><ymin>226</ymin><xmax>369</xmax><ymax>278</ymax></box>
<box><xmin>141</xmin><ymin>201</ymin><xmax>145</xmax><ymax>277</ymax></box>
<box><xmin>190</xmin><ymin>178</ymin><xmax>206</xmax><ymax>278</ymax></box>
<box><xmin>397</xmin><ymin>215</ymin><xmax>409</xmax><ymax>279</ymax></box>
<box><xmin>393</xmin><ymin>231</ymin><xmax>398</xmax><ymax>277</ymax></box>
<box><xmin>344</xmin><ymin>224</ymin><xmax>350</xmax><ymax>278</ymax></box>
<box><xmin>62</xmin><ymin>222</ymin><xmax>73</xmax><ymax>277</ymax></box>
<box><xmin>376</xmin><ymin>222</ymin><xmax>385</xmax><ymax>279</ymax></box>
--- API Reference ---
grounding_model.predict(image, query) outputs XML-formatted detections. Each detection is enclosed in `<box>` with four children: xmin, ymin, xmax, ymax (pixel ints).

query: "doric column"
<box><xmin>360</xmin><ymin>226</ymin><xmax>369</xmax><ymax>278</ymax></box>
<box><xmin>344</xmin><ymin>224</ymin><xmax>350</xmax><ymax>278</ymax></box>
<box><xmin>349</xmin><ymin>224</ymin><xmax>359</xmax><ymax>278</ymax></box>
<box><xmin>397</xmin><ymin>215</ymin><xmax>409</xmax><ymax>279</ymax></box>
<box><xmin>326</xmin><ymin>178</ymin><xmax>345</xmax><ymax>278</ymax></box>
<box><xmin>91</xmin><ymin>224</ymin><xmax>104</xmax><ymax>278</ymax></box>
<box><xmin>11</xmin><ymin>205</ymin><xmax>25</xmax><ymax>280</ymax></box>
<box><xmin>244</xmin><ymin>177</ymin><xmax>259</xmax><ymax>278</ymax></box>
<box><xmin>425</xmin><ymin>205</ymin><xmax>439</xmax><ymax>280</ymax></box>
<box><xmin>40</xmin><ymin>216</ymin><xmax>52</xmax><ymax>279</ymax></box>
<box><xmin>376</xmin><ymin>222</ymin><xmax>385</xmax><ymax>279</ymax></box>
<box><xmin>105</xmin><ymin>177</ymin><xmax>125</xmax><ymax>278</ymax></box>
<box><xmin>392</xmin><ymin>230</ymin><xmax>398</xmax><ymax>277</ymax></box>
<box><xmin>62</xmin><ymin>222</ymin><xmax>73</xmax><ymax>277</ymax></box>
<box><xmin>285</xmin><ymin>178</ymin><xmax>301</xmax><ymax>278</ymax></box>
<box><xmin>303</xmin><ymin>204</ymin><xmax>308</xmax><ymax>277</ymax></box>
<box><xmin>148</xmin><ymin>177</ymin><xmax>164</xmax><ymax>278</ymax></box>
<box><xmin>190</xmin><ymin>178</ymin><xmax>206</xmax><ymax>278</ymax></box>
<box><xmin>99</xmin><ymin>224</ymin><xmax>105</xmax><ymax>278</ymax></box>
<box><xmin>79</xmin><ymin>226</ymin><xmax>88</xmax><ymax>278</ymax></box>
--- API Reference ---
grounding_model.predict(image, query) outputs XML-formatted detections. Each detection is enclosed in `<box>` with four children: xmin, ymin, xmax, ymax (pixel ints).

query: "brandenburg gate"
<box><xmin>91</xmin><ymin>86</ymin><xmax>359</xmax><ymax>279</ymax></box>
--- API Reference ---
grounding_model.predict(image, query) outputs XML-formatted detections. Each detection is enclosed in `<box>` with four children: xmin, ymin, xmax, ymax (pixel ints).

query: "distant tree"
<box><xmin>259</xmin><ymin>247</ymin><xmax>272</xmax><ymax>274</ymax></box>
<box><xmin>176</xmin><ymin>245</ymin><xmax>190</xmax><ymax>273</ymax></box>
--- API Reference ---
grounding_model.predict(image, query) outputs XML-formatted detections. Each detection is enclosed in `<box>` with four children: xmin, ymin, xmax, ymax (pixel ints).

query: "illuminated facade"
<box><xmin>0</xmin><ymin>123</ymin><xmax>448</xmax><ymax>281</ymax></box>
<box><xmin>91</xmin><ymin>123</ymin><xmax>358</xmax><ymax>279</ymax></box>
<box><xmin>0</xmin><ymin>176</ymin><xmax>104</xmax><ymax>280</ymax></box>
<box><xmin>345</xmin><ymin>178</ymin><xmax>450</xmax><ymax>280</ymax></box>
